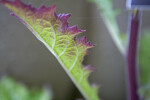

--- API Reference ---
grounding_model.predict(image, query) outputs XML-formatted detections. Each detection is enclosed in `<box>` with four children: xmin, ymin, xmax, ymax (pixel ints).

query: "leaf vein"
<box><xmin>69</xmin><ymin>44</ymin><xmax>79</xmax><ymax>71</ymax></box>
<box><xmin>59</xmin><ymin>36</ymin><xmax>71</xmax><ymax>57</ymax></box>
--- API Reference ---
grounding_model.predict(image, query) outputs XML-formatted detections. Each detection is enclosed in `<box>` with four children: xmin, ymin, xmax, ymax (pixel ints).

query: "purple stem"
<box><xmin>127</xmin><ymin>10</ymin><xmax>140</xmax><ymax>100</ymax></box>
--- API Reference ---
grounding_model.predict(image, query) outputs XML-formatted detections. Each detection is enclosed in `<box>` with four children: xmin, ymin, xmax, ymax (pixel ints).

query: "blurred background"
<box><xmin>0</xmin><ymin>0</ymin><xmax>150</xmax><ymax>100</ymax></box>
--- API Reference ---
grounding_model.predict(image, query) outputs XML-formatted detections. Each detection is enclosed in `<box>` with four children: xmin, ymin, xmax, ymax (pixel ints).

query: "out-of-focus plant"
<box><xmin>139</xmin><ymin>31</ymin><xmax>150</xmax><ymax>100</ymax></box>
<box><xmin>0</xmin><ymin>0</ymin><xmax>99</xmax><ymax>100</ymax></box>
<box><xmin>88</xmin><ymin>0</ymin><xmax>150</xmax><ymax>99</ymax></box>
<box><xmin>1</xmin><ymin>0</ymin><xmax>150</xmax><ymax>99</ymax></box>
<box><xmin>0</xmin><ymin>76</ymin><xmax>52</xmax><ymax>100</ymax></box>
<box><xmin>88</xmin><ymin>0</ymin><xmax>127</xmax><ymax>55</ymax></box>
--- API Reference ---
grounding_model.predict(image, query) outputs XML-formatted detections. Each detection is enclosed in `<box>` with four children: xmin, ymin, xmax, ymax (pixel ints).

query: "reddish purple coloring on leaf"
<box><xmin>84</xmin><ymin>65</ymin><xmax>96</xmax><ymax>72</ymax></box>
<box><xmin>0</xmin><ymin>0</ymin><xmax>99</xmax><ymax>99</ymax></box>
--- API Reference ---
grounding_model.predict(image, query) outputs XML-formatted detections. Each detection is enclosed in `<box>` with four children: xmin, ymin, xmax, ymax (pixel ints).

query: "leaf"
<box><xmin>0</xmin><ymin>76</ymin><xmax>52</xmax><ymax>100</ymax></box>
<box><xmin>0</xmin><ymin>0</ymin><xmax>100</xmax><ymax>100</ymax></box>
<box><xmin>87</xmin><ymin>0</ymin><xmax>127</xmax><ymax>55</ymax></box>
<box><xmin>139</xmin><ymin>31</ymin><xmax>150</xmax><ymax>100</ymax></box>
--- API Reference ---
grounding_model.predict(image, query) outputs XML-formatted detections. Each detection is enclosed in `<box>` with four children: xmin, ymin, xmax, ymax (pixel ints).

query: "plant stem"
<box><xmin>101</xmin><ymin>14</ymin><xmax>126</xmax><ymax>55</ymax></box>
<box><xmin>127</xmin><ymin>10</ymin><xmax>141</xmax><ymax>100</ymax></box>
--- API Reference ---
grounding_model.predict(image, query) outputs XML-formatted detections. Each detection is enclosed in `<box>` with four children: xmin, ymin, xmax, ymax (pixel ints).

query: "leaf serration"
<box><xmin>0</xmin><ymin>0</ymin><xmax>100</xmax><ymax>100</ymax></box>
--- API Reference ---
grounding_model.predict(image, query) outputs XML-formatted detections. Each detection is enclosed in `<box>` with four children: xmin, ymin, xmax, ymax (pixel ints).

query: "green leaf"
<box><xmin>0</xmin><ymin>0</ymin><xmax>100</xmax><ymax>100</ymax></box>
<box><xmin>139</xmin><ymin>31</ymin><xmax>150</xmax><ymax>100</ymax></box>
<box><xmin>87</xmin><ymin>0</ymin><xmax>126</xmax><ymax>55</ymax></box>
<box><xmin>0</xmin><ymin>76</ymin><xmax>52</xmax><ymax>100</ymax></box>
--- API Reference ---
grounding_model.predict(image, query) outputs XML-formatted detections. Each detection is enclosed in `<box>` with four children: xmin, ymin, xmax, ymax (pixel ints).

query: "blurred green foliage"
<box><xmin>88</xmin><ymin>0</ymin><xmax>150</xmax><ymax>99</ymax></box>
<box><xmin>139</xmin><ymin>32</ymin><xmax>150</xmax><ymax>100</ymax></box>
<box><xmin>88</xmin><ymin>0</ymin><xmax>127</xmax><ymax>55</ymax></box>
<box><xmin>0</xmin><ymin>76</ymin><xmax>52</xmax><ymax>100</ymax></box>
<box><xmin>88</xmin><ymin>0</ymin><xmax>120</xmax><ymax>33</ymax></box>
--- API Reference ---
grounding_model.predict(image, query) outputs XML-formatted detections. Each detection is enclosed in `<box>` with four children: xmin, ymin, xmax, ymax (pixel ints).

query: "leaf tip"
<box><xmin>76</xmin><ymin>36</ymin><xmax>96</xmax><ymax>48</ymax></box>
<box><xmin>84</xmin><ymin>65</ymin><xmax>96</xmax><ymax>72</ymax></box>
<box><xmin>92</xmin><ymin>83</ymin><xmax>100</xmax><ymax>92</ymax></box>
<box><xmin>39</xmin><ymin>4</ymin><xmax>56</xmax><ymax>12</ymax></box>
<box><xmin>68</xmin><ymin>25</ymin><xmax>85</xmax><ymax>35</ymax></box>
<box><xmin>58</xmin><ymin>13</ymin><xmax>71</xmax><ymax>22</ymax></box>
<box><xmin>76</xmin><ymin>98</ymin><xmax>84</xmax><ymax>100</ymax></box>
<box><xmin>10</xmin><ymin>12</ymin><xmax>14</xmax><ymax>16</ymax></box>
<box><xmin>92</xmin><ymin>83</ymin><xmax>100</xmax><ymax>88</ymax></box>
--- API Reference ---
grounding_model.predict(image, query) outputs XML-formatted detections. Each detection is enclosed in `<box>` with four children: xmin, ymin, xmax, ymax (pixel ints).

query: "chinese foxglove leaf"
<box><xmin>0</xmin><ymin>0</ymin><xmax>99</xmax><ymax>100</ymax></box>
